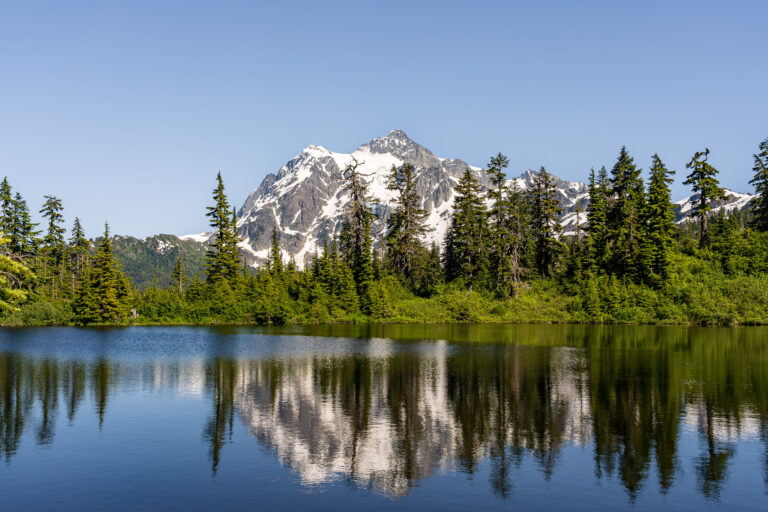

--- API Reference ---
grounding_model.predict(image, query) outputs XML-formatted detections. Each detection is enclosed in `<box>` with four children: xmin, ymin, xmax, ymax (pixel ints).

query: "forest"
<box><xmin>1</xmin><ymin>138</ymin><xmax>768</xmax><ymax>326</ymax></box>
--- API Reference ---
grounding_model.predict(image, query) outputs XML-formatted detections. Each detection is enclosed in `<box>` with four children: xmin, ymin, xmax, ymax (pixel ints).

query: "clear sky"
<box><xmin>1</xmin><ymin>0</ymin><xmax>766</xmax><ymax>238</ymax></box>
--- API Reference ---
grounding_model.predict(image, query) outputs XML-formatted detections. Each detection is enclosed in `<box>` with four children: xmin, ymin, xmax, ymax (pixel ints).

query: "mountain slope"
<box><xmin>110</xmin><ymin>234</ymin><xmax>208</xmax><ymax>290</ymax></box>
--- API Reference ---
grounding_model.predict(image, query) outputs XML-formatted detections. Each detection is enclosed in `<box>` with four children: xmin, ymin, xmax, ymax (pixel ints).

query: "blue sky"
<box><xmin>1</xmin><ymin>0</ymin><xmax>766</xmax><ymax>237</ymax></box>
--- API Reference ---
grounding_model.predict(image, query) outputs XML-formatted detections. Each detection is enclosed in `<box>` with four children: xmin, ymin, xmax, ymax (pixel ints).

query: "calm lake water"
<box><xmin>1</xmin><ymin>325</ymin><xmax>767</xmax><ymax>511</ymax></box>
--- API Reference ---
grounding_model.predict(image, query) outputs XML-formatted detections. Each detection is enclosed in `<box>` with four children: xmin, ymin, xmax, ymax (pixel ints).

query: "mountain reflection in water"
<box><xmin>1</xmin><ymin>325</ymin><xmax>767</xmax><ymax>503</ymax></box>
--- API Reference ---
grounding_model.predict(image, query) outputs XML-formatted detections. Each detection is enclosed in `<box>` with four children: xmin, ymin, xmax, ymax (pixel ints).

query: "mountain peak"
<box><xmin>386</xmin><ymin>129</ymin><xmax>410</xmax><ymax>141</ymax></box>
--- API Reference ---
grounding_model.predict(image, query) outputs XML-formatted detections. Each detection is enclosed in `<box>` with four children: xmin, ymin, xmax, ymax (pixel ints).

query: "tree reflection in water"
<box><xmin>1</xmin><ymin>325</ymin><xmax>767</xmax><ymax>501</ymax></box>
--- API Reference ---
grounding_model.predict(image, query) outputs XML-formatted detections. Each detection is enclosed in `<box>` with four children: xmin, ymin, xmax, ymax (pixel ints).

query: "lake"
<box><xmin>1</xmin><ymin>324</ymin><xmax>766</xmax><ymax>511</ymax></box>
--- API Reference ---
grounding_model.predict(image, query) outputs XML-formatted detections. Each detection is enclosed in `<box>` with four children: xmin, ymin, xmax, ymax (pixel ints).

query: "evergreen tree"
<box><xmin>708</xmin><ymin>209</ymin><xmax>738</xmax><ymax>275</ymax></box>
<box><xmin>338</xmin><ymin>158</ymin><xmax>378</xmax><ymax>312</ymax></box>
<box><xmin>68</xmin><ymin>217</ymin><xmax>90</xmax><ymax>280</ymax></box>
<box><xmin>530</xmin><ymin>167</ymin><xmax>563</xmax><ymax>277</ymax></box>
<box><xmin>0</xmin><ymin>177</ymin><xmax>13</xmax><ymax>236</ymax></box>
<box><xmin>607</xmin><ymin>147</ymin><xmax>645</xmax><ymax>279</ymax></box>
<box><xmin>586</xmin><ymin>167</ymin><xmax>609</xmax><ymax>273</ymax></box>
<box><xmin>0</xmin><ymin>235</ymin><xmax>34</xmax><ymax>312</ymax></box>
<box><xmin>444</xmin><ymin>168</ymin><xmax>488</xmax><ymax>288</ymax></box>
<box><xmin>171</xmin><ymin>255</ymin><xmax>185</xmax><ymax>295</ymax></box>
<box><xmin>269</xmin><ymin>226</ymin><xmax>283</xmax><ymax>275</ymax></box>
<box><xmin>644</xmin><ymin>155</ymin><xmax>676</xmax><ymax>282</ymax></box>
<box><xmin>418</xmin><ymin>242</ymin><xmax>444</xmax><ymax>297</ymax></box>
<box><xmin>749</xmin><ymin>137</ymin><xmax>768</xmax><ymax>232</ymax></box>
<box><xmin>683</xmin><ymin>148</ymin><xmax>726</xmax><ymax>248</ymax></box>
<box><xmin>39</xmin><ymin>195</ymin><xmax>66</xmax><ymax>299</ymax></box>
<box><xmin>485</xmin><ymin>153</ymin><xmax>516</xmax><ymax>295</ymax></box>
<box><xmin>72</xmin><ymin>267</ymin><xmax>99</xmax><ymax>325</ymax></box>
<box><xmin>39</xmin><ymin>195</ymin><xmax>66</xmax><ymax>263</ymax></box>
<box><xmin>91</xmin><ymin>223</ymin><xmax>124</xmax><ymax>322</ymax></box>
<box><xmin>385</xmin><ymin>163</ymin><xmax>429</xmax><ymax>288</ymax></box>
<box><xmin>205</xmin><ymin>173</ymin><xmax>241</xmax><ymax>282</ymax></box>
<box><xmin>9</xmin><ymin>192</ymin><xmax>39</xmax><ymax>256</ymax></box>
<box><xmin>505</xmin><ymin>180</ymin><xmax>532</xmax><ymax>294</ymax></box>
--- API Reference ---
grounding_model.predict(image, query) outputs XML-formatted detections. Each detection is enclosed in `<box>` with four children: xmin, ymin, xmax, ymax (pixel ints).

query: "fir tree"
<box><xmin>39</xmin><ymin>195</ymin><xmax>66</xmax><ymax>299</ymax></box>
<box><xmin>269</xmin><ymin>226</ymin><xmax>283</xmax><ymax>275</ymax></box>
<box><xmin>0</xmin><ymin>177</ymin><xmax>13</xmax><ymax>236</ymax></box>
<box><xmin>749</xmin><ymin>137</ymin><xmax>768</xmax><ymax>232</ymax></box>
<box><xmin>683</xmin><ymin>148</ymin><xmax>726</xmax><ymax>248</ymax></box>
<box><xmin>72</xmin><ymin>267</ymin><xmax>99</xmax><ymax>325</ymax></box>
<box><xmin>205</xmin><ymin>173</ymin><xmax>241</xmax><ymax>282</ymax></box>
<box><xmin>444</xmin><ymin>168</ymin><xmax>488</xmax><ymax>288</ymax></box>
<box><xmin>39</xmin><ymin>195</ymin><xmax>66</xmax><ymax>263</ymax></box>
<box><xmin>530</xmin><ymin>167</ymin><xmax>563</xmax><ymax>277</ymax></box>
<box><xmin>418</xmin><ymin>242</ymin><xmax>444</xmax><ymax>297</ymax></box>
<box><xmin>607</xmin><ymin>147</ymin><xmax>645</xmax><ymax>279</ymax></box>
<box><xmin>644</xmin><ymin>155</ymin><xmax>676</xmax><ymax>282</ymax></box>
<box><xmin>505</xmin><ymin>180</ymin><xmax>532</xmax><ymax>295</ymax></box>
<box><xmin>171</xmin><ymin>255</ymin><xmax>185</xmax><ymax>295</ymax></box>
<box><xmin>385</xmin><ymin>163</ymin><xmax>429</xmax><ymax>288</ymax></box>
<box><xmin>9</xmin><ymin>192</ymin><xmax>39</xmax><ymax>256</ymax></box>
<box><xmin>69</xmin><ymin>217</ymin><xmax>90</xmax><ymax>280</ymax></box>
<box><xmin>586</xmin><ymin>167</ymin><xmax>609</xmax><ymax>274</ymax></box>
<box><xmin>338</xmin><ymin>158</ymin><xmax>378</xmax><ymax>311</ymax></box>
<box><xmin>485</xmin><ymin>153</ymin><xmax>515</xmax><ymax>295</ymax></box>
<box><xmin>91</xmin><ymin>223</ymin><xmax>124</xmax><ymax>322</ymax></box>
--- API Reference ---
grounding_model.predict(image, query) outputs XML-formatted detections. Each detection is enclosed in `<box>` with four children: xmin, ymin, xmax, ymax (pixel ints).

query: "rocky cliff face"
<box><xmin>182</xmin><ymin>130</ymin><xmax>755</xmax><ymax>267</ymax></box>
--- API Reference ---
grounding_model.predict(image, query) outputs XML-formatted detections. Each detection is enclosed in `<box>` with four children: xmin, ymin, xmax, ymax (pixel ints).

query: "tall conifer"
<box><xmin>644</xmin><ymin>155</ymin><xmax>676</xmax><ymax>282</ymax></box>
<box><xmin>749</xmin><ymin>137</ymin><xmax>768</xmax><ymax>232</ymax></box>
<box><xmin>385</xmin><ymin>163</ymin><xmax>428</xmax><ymax>288</ymax></box>
<box><xmin>205</xmin><ymin>173</ymin><xmax>241</xmax><ymax>282</ymax></box>
<box><xmin>607</xmin><ymin>147</ymin><xmax>645</xmax><ymax>279</ymax></box>
<box><xmin>92</xmin><ymin>223</ymin><xmax>123</xmax><ymax>322</ymax></box>
<box><xmin>530</xmin><ymin>167</ymin><xmax>563</xmax><ymax>277</ymax></box>
<box><xmin>444</xmin><ymin>168</ymin><xmax>488</xmax><ymax>288</ymax></box>
<box><xmin>586</xmin><ymin>167</ymin><xmax>609</xmax><ymax>273</ymax></box>
<box><xmin>683</xmin><ymin>148</ymin><xmax>726</xmax><ymax>247</ymax></box>
<box><xmin>485</xmin><ymin>153</ymin><xmax>516</xmax><ymax>295</ymax></box>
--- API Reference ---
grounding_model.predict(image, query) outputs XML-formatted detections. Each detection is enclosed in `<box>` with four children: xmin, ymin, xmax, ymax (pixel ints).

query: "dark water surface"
<box><xmin>1</xmin><ymin>325</ymin><xmax>767</xmax><ymax>511</ymax></box>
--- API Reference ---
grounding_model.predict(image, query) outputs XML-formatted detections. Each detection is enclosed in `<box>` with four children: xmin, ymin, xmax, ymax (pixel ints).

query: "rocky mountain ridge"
<box><xmin>181</xmin><ymin>130</ymin><xmax>756</xmax><ymax>267</ymax></box>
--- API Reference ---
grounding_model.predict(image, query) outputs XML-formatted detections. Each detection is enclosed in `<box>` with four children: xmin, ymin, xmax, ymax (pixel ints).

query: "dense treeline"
<box><xmin>2</xmin><ymin>138</ymin><xmax>768</xmax><ymax>326</ymax></box>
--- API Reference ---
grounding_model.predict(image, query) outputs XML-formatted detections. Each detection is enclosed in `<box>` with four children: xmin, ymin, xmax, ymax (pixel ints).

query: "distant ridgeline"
<box><xmin>0</xmin><ymin>134</ymin><xmax>767</xmax><ymax>326</ymax></box>
<box><xmin>108</xmin><ymin>235</ymin><xmax>207</xmax><ymax>291</ymax></box>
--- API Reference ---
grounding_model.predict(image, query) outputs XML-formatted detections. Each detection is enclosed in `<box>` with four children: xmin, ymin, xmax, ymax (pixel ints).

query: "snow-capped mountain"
<box><xmin>182</xmin><ymin>130</ymin><xmax>756</xmax><ymax>266</ymax></box>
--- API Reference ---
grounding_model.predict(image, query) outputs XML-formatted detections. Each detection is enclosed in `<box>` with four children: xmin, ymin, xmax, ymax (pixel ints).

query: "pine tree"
<box><xmin>269</xmin><ymin>226</ymin><xmax>283</xmax><ymax>275</ymax></box>
<box><xmin>644</xmin><ymin>155</ymin><xmax>676</xmax><ymax>282</ymax></box>
<box><xmin>91</xmin><ymin>223</ymin><xmax>123</xmax><ymax>322</ymax></box>
<box><xmin>505</xmin><ymin>180</ymin><xmax>531</xmax><ymax>294</ymax></box>
<box><xmin>444</xmin><ymin>168</ymin><xmax>488</xmax><ymax>288</ymax></box>
<box><xmin>385</xmin><ymin>163</ymin><xmax>429</xmax><ymax>288</ymax></box>
<box><xmin>607</xmin><ymin>147</ymin><xmax>645</xmax><ymax>279</ymax></box>
<box><xmin>749</xmin><ymin>137</ymin><xmax>768</xmax><ymax>232</ymax></box>
<box><xmin>205</xmin><ymin>173</ymin><xmax>241</xmax><ymax>282</ymax></box>
<box><xmin>586</xmin><ymin>167</ymin><xmax>609</xmax><ymax>274</ymax></box>
<box><xmin>530</xmin><ymin>167</ymin><xmax>563</xmax><ymax>277</ymax></box>
<box><xmin>683</xmin><ymin>148</ymin><xmax>726</xmax><ymax>248</ymax></box>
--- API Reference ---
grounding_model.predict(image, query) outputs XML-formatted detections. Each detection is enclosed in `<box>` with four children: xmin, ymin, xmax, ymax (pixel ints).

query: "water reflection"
<box><xmin>1</xmin><ymin>326</ymin><xmax>767</xmax><ymax>502</ymax></box>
